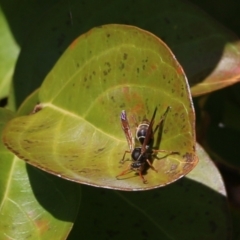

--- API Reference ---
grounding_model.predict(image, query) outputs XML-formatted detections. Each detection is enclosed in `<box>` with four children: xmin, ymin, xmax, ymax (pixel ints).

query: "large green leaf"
<box><xmin>3</xmin><ymin>25</ymin><xmax>197</xmax><ymax>190</ymax></box>
<box><xmin>0</xmin><ymin>108</ymin><xmax>81</xmax><ymax>239</ymax></box>
<box><xmin>68</xmin><ymin>144</ymin><xmax>230</xmax><ymax>240</ymax></box>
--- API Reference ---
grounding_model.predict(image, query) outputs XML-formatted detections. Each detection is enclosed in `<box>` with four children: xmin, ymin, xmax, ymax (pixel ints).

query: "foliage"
<box><xmin>0</xmin><ymin>0</ymin><xmax>240</xmax><ymax>239</ymax></box>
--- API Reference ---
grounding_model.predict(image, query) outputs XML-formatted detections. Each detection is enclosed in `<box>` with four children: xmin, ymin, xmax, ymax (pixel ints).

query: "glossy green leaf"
<box><xmin>0</xmin><ymin>108</ymin><xmax>81</xmax><ymax>239</ymax></box>
<box><xmin>3</xmin><ymin>25</ymin><xmax>197</xmax><ymax>190</ymax></box>
<box><xmin>186</xmin><ymin>144</ymin><xmax>226</xmax><ymax>195</ymax></box>
<box><xmin>0</xmin><ymin>7</ymin><xmax>19</xmax><ymax>99</ymax></box>
<box><xmin>190</xmin><ymin>41</ymin><xmax>240</xmax><ymax>96</ymax></box>
<box><xmin>69</xmin><ymin>144</ymin><xmax>230</xmax><ymax>240</ymax></box>
<box><xmin>9</xmin><ymin>0</ymin><xmax>240</xmax><ymax>106</ymax></box>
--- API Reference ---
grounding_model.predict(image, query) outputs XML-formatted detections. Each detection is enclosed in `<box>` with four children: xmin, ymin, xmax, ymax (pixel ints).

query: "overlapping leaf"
<box><xmin>0</xmin><ymin>108</ymin><xmax>81</xmax><ymax>239</ymax></box>
<box><xmin>3</xmin><ymin>25</ymin><xmax>197</xmax><ymax>190</ymax></box>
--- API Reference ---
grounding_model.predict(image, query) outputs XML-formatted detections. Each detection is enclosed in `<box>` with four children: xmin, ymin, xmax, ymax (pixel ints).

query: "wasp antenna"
<box><xmin>163</xmin><ymin>106</ymin><xmax>171</xmax><ymax>117</ymax></box>
<box><xmin>152</xmin><ymin>107</ymin><xmax>158</xmax><ymax>120</ymax></box>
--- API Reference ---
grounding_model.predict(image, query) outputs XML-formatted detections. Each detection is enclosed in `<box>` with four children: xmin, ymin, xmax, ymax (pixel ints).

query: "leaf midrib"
<box><xmin>42</xmin><ymin>102</ymin><xmax>125</xmax><ymax>143</ymax></box>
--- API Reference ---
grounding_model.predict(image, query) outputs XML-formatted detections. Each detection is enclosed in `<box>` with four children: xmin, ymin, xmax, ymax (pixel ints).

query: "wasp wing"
<box><xmin>141</xmin><ymin>107</ymin><xmax>157</xmax><ymax>154</ymax></box>
<box><xmin>121</xmin><ymin>110</ymin><xmax>135</xmax><ymax>152</ymax></box>
<box><xmin>153</xmin><ymin>106</ymin><xmax>171</xmax><ymax>149</ymax></box>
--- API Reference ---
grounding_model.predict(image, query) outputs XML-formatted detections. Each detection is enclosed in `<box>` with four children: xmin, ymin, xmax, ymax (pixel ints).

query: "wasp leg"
<box><xmin>153</xmin><ymin>106</ymin><xmax>171</xmax><ymax>134</ymax></box>
<box><xmin>153</xmin><ymin>149</ymin><xmax>179</xmax><ymax>155</ymax></box>
<box><xmin>120</xmin><ymin>150</ymin><xmax>131</xmax><ymax>163</ymax></box>
<box><xmin>116</xmin><ymin>166</ymin><xmax>132</xmax><ymax>179</ymax></box>
<box><xmin>138</xmin><ymin>170</ymin><xmax>147</xmax><ymax>184</ymax></box>
<box><xmin>116</xmin><ymin>166</ymin><xmax>149</xmax><ymax>184</ymax></box>
<box><xmin>146</xmin><ymin>159</ymin><xmax>158</xmax><ymax>173</ymax></box>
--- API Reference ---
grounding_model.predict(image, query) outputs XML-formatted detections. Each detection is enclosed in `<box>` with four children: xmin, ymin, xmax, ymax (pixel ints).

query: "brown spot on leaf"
<box><xmin>183</xmin><ymin>152</ymin><xmax>194</xmax><ymax>163</ymax></box>
<box><xmin>119</xmin><ymin>103</ymin><xmax>125</xmax><ymax>108</ymax></box>
<box><xmin>170</xmin><ymin>164</ymin><xmax>178</xmax><ymax>171</ymax></box>
<box><xmin>96</xmin><ymin>148</ymin><xmax>105</xmax><ymax>153</ymax></box>
<box><xmin>69</xmin><ymin>38</ymin><xmax>78</xmax><ymax>49</ymax></box>
<box><xmin>23</xmin><ymin>139</ymin><xmax>34</xmax><ymax>144</ymax></box>
<box><xmin>123</xmin><ymin>53</ymin><xmax>128</xmax><ymax>60</ymax></box>
<box><xmin>119</xmin><ymin>62</ymin><xmax>124</xmax><ymax>70</ymax></box>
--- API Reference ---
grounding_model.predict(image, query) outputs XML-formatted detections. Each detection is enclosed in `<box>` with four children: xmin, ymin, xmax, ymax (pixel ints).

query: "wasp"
<box><xmin>116</xmin><ymin>106</ymin><xmax>178</xmax><ymax>183</ymax></box>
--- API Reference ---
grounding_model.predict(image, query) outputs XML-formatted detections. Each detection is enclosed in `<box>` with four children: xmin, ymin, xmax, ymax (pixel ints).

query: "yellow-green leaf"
<box><xmin>3</xmin><ymin>24</ymin><xmax>197</xmax><ymax>190</ymax></box>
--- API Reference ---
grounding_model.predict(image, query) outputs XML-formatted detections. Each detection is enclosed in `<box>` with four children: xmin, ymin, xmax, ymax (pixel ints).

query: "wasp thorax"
<box><xmin>136</xmin><ymin>123</ymin><xmax>152</xmax><ymax>144</ymax></box>
<box><xmin>136</xmin><ymin>123</ymin><xmax>148</xmax><ymax>143</ymax></box>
